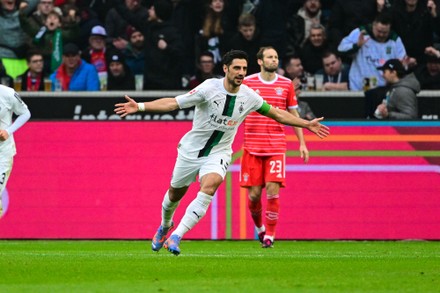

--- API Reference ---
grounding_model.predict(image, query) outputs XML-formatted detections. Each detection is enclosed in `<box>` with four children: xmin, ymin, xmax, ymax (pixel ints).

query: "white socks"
<box><xmin>173</xmin><ymin>191</ymin><xmax>213</xmax><ymax>238</ymax></box>
<box><xmin>161</xmin><ymin>191</ymin><xmax>180</xmax><ymax>228</ymax></box>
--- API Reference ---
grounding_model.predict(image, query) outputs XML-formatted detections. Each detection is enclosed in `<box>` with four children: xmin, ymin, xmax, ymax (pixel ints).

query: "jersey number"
<box><xmin>269</xmin><ymin>160</ymin><xmax>282</xmax><ymax>174</ymax></box>
<box><xmin>0</xmin><ymin>172</ymin><xmax>5</xmax><ymax>185</ymax></box>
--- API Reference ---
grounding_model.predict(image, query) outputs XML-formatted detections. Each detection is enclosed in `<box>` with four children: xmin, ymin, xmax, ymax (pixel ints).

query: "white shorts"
<box><xmin>170</xmin><ymin>152</ymin><xmax>231</xmax><ymax>188</ymax></box>
<box><xmin>0</xmin><ymin>157</ymin><xmax>13</xmax><ymax>197</ymax></box>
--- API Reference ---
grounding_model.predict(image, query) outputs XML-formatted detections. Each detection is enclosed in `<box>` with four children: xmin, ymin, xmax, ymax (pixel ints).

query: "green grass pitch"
<box><xmin>0</xmin><ymin>240</ymin><xmax>439</xmax><ymax>292</ymax></box>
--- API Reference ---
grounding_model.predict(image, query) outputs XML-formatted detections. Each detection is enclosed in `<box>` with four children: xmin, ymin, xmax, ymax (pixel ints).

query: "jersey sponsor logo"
<box><xmin>209</xmin><ymin>114</ymin><xmax>238</xmax><ymax>127</ymax></box>
<box><xmin>188</xmin><ymin>89</ymin><xmax>197</xmax><ymax>95</ymax></box>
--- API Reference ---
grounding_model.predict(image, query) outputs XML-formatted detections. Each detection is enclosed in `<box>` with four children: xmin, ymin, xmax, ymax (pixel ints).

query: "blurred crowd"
<box><xmin>0</xmin><ymin>0</ymin><xmax>439</xmax><ymax>93</ymax></box>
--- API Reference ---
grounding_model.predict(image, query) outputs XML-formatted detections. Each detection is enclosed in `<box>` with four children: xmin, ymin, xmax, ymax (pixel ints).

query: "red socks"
<box><xmin>265</xmin><ymin>194</ymin><xmax>279</xmax><ymax>237</ymax></box>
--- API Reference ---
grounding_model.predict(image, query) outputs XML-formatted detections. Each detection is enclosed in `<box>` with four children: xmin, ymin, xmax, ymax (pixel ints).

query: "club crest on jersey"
<box><xmin>238</xmin><ymin>102</ymin><xmax>244</xmax><ymax>114</ymax></box>
<box><xmin>274</xmin><ymin>87</ymin><xmax>284</xmax><ymax>95</ymax></box>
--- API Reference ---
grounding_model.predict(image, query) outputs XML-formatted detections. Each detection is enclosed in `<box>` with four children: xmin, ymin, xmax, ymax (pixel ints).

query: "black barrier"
<box><xmin>20</xmin><ymin>90</ymin><xmax>440</xmax><ymax>121</ymax></box>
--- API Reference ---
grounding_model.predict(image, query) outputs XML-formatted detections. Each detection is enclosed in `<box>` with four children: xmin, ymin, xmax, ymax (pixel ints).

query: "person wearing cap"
<box><xmin>374</xmin><ymin>59</ymin><xmax>420</xmax><ymax>119</ymax></box>
<box><xmin>122</xmin><ymin>26</ymin><xmax>145</xmax><ymax>76</ymax></box>
<box><xmin>50</xmin><ymin>43</ymin><xmax>100</xmax><ymax>91</ymax></box>
<box><xmin>106</xmin><ymin>51</ymin><xmax>135</xmax><ymax>91</ymax></box>
<box><xmin>81</xmin><ymin>25</ymin><xmax>110</xmax><ymax>90</ymax></box>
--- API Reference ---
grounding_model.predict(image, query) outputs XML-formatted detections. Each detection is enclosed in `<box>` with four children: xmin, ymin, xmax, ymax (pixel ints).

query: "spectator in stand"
<box><xmin>414</xmin><ymin>46</ymin><xmax>440</xmax><ymax>90</ymax></box>
<box><xmin>0</xmin><ymin>60</ymin><xmax>13</xmax><ymax>88</ymax></box>
<box><xmin>105</xmin><ymin>0</ymin><xmax>149</xmax><ymax>51</ymax></box>
<box><xmin>75</xmin><ymin>3</ymin><xmax>103</xmax><ymax>51</ymax></box>
<box><xmin>283</xmin><ymin>54</ymin><xmax>308</xmax><ymax>86</ymax></box>
<box><xmin>0</xmin><ymin>0</ymin><xmax>39</xmax><ymax>79</ymax></box>
<box><xmin>77</xmin><ymin>0</ymin><xmax>112</xmax><ymax>24</ymax></box>
<box><xmin>50</xmin><ymin>43</ymin><xmax>100</xmax><ymax>91</ymax></box>
<box><xmin>188</xmin><ymin>51</ymin><xmax>222</xmax><ymax>89</ymax></box>
<box><xmin>327</xmin><ymin>0</ymin><xmax>390</xmax><ymax>50</ymax></box>
<box><xmin>115</xmin><ymin>0</ymin><xmax>185</xmax><ymax>89</ymax></box>
<box><xmin>15</xmin><ymin>50</ymin><xmax>46</xmax><ymax>91</ymax></box>
<box><xmin>338</xmin><ymin>13</ymin><xmax>408</xmax><ymax>91</ymax></box>
<box><xmin>27</xmin><ymin>0</ymin><xmax>63</xmax><ymax>28</ymax></box>
<box><xmin>374</xmin><ymin>59</ymin><xmax>420</xmax><ymax>119</ymax></box>
<box><xmin>20</xmin><ymin>8</ymin><xmax>80</xmax><ymax>76</ymax></box>
<box><xmin>299</xmin><ymin>23</ymin><xmax>329</xmax><ymax>74</ymax></box>
<box><xmin>106</xmin><ymin>50</ymin><xmax>135</xmax><ymax>91</ymax></box>
<box><xmin>286</xmin><ymin>0</ymin><xmax>324</xmax><ymax>56</ymax></box>
<box><xmin>81</xmin><ymin>25</ymin><xmax>110</xmax><ymax>90</ymax></box>
<box><xmin>282</xmin><ymin>54</ymin><xmax>316</xmax><ymax>120</ymax></box>
<box><xmin>315</xmin><ymin>50</ymin><xmax>350</xmax><ymax>90</ymax></box>
<box><xmin>253</xmin><ymin>0</ymin><xmax>290</xmax><ymax>61</ymax></box>
<box><xmin>122</xmin><ymin>26</ymin><xmax>145</xmax><ymax>76</ymax></box>
<box><xmin>391</xmin><ymin>0</ymin><xmax>440</xmax><ymax>66</ymax></box>
<box><xmin>225</xmin><ymin>13</ymin><xmax>261</xmax><ymax>75</ymax></box>
<box><xmin>196</xmin><ymin>0</ymin><xmax>236</xmax><ymax>75</ymax></box>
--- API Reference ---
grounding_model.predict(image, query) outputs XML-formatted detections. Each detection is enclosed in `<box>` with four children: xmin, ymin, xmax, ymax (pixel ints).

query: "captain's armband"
<box><xmin>256</xmin><ymin>101</ymin><xmax>271</xmax><ymax>116</ymax></box>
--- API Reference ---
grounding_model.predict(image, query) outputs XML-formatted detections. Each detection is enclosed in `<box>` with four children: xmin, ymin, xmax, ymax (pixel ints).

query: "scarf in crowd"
<box><xmin>55</xmin><ymin>60</ymin><xmax>82</xmax><ymax>91</ymax></box>
<box><xmin>26</xmin><ymin>71</ymin><xmax>42</xmax><ymax>91</ymax></box>
<box><xmin>34</xmin><ymin>27</ymin><xmax>63</xmax><ymax>73</ymax></box>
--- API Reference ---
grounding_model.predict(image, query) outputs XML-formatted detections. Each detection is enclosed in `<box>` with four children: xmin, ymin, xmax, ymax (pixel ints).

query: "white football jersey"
<box><xmin>175</xmin><ymin>78</ymin><xmax>264</xmax><ymax>159</ymax></box>
<box><xmin>0</xmin><ymin>85</ymin><xmax>29</xmax><ymax>158</ymax></box>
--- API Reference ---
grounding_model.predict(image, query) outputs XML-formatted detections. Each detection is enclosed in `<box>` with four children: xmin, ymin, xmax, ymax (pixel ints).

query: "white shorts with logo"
<box><xmin>0</xmin><ymin>157</ymin><xmax>13</xmax><ymax>196</ymax></box>
<box><xmin>171</xmin><ymin>152</ymin><xmax>231</xmax><ymax>188</ymax></box>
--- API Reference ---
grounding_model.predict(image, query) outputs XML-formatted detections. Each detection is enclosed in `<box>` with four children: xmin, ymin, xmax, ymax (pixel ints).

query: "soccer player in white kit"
<box><xmin>114</xmin><ymin>50</ymin><xmax>330</xmax><ymax>255</ymax></box>
<box><xmin>0</xmin><ymin>85</ymin><xmax>31</xmax><ymax>217</ymax></box>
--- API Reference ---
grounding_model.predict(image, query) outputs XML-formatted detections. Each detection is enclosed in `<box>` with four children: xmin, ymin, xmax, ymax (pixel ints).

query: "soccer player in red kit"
<box><xmin>240</xmin><ymin>46</ymin><xmax>309</xmax><ymax>248</ymax></box>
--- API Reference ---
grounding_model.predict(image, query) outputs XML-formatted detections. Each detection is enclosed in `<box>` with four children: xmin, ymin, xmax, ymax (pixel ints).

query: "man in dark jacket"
<box><xmin>414</xmin><ymin>47</ymin><xmax>440</xmax><ymax>90</ymax></box>
<box><xmin>374</xmin><ymin>59</ymin><xmax>420</xmax><ymax>119</ymax></box>
<box><xmin>115</xmin><ymin>0</ymin><xmax>184</xmax><ymax>89</ymax></box>
<box><xmin>143</xmin><ymin>0</ymin><xmax>184</xmax><ymax>89</ymax></box>
<box><xmin>391</xmin><ymin>0</ymin><xmax>440</xmax><ymax>65</ymax></box>
<box><xmin>106</xmin><ymin>50</ymin><xmax>135</xmax><ymax>91</ymax></box>
<box><xmin>225</xmin><ymin>13</ymin><xmax>261</xmax><ymax>75</ymax></box>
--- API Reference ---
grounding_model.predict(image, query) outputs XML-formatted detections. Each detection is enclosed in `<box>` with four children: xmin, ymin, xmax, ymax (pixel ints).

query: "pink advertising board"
<box><xmin>1</xmin><ymin>121</ymin><xmax>439</xmax><ymax>239</ymax></box>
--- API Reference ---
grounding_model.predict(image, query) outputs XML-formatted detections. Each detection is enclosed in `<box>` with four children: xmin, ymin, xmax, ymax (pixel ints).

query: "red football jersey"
<box><xmin>242</xmin><ymin>73</ymin><xmax>298</xmax><ymax>155</ymax></box>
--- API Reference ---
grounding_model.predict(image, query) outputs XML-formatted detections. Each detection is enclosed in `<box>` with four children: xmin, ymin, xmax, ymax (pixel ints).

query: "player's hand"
<box><xmin>307</xmin><ymin>117</ymin><xmax>330</xmax><ymax>139</ymax></box>
<box><xmin>0</xmin><ymin>129</ymin><xmax>9</xmax><ymax>141</ymax></box>
<box><xmin>299</xmin><ymin>144</ymin><xmax>309</xmax><ymax>163</ymax></box>
<box><xmin>114</xmin><ymin>95</ymin><xmax>139</xmax><ymax>118</ymax></box>
<box><xmin>357</xmin><ymin>30</ymin><xmax>369</xmax><ymax>47</ymax></box>
<box><xmin>428</xmin><ymin>0</ymin><xmax>437</xmax><ymax>17</ymax></box>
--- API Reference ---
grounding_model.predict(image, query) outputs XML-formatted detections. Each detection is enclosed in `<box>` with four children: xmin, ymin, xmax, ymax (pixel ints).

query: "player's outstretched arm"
<box><xmin>114</xmin><ymin>95</ymin><xmax>179</xmax><ymax>118</ymax></box>
<box><xmin>265</xmin><ymin>106</ymin><xmax>330</xmax><ymax>139</ymax></box>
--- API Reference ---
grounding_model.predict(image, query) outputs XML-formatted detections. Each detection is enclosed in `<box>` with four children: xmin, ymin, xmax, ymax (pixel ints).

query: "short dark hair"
<box><xmin>256</xmin><ymin>46</ymin><xmax>275</xmax><ymax>60</ymax></box>
<box><xmin>238</xmin><ymin>13</ymin><xmax>256</xmax><ymax>27</ymax></box>
<box><xmin>222</xmin><ymin>50</ymin><xmax>248</xmax><ymax>66</ymax></box>
<box><xmin>321</xmin><ymin>50</ymin><xmax>340</xmax><ymax>60</ymax></box>
<box><xmin>374</xmin><ymin>12</ymin><xmax>392</xmax><ymax>25</ymax></box>
<box><xmin>26</xmin><ymin>50</ymin><xmax>43</xmax><ymax>63</ymax></box>
<box><xmin>199</xmin><ymin>51</ymin><xmax>214</xmax><ymax>61</ymax></box>
<box><xmin>282</xmin><ymin>53</ymin><xmax>301</xmax><ymax>68</ymax></box>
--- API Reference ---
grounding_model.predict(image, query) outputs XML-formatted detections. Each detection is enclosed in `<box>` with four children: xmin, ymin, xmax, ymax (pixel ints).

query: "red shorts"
<box><xmin>240</xmin><ymin>149</ymin><xmax>286</xmax><ymax>188</ymax></box>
